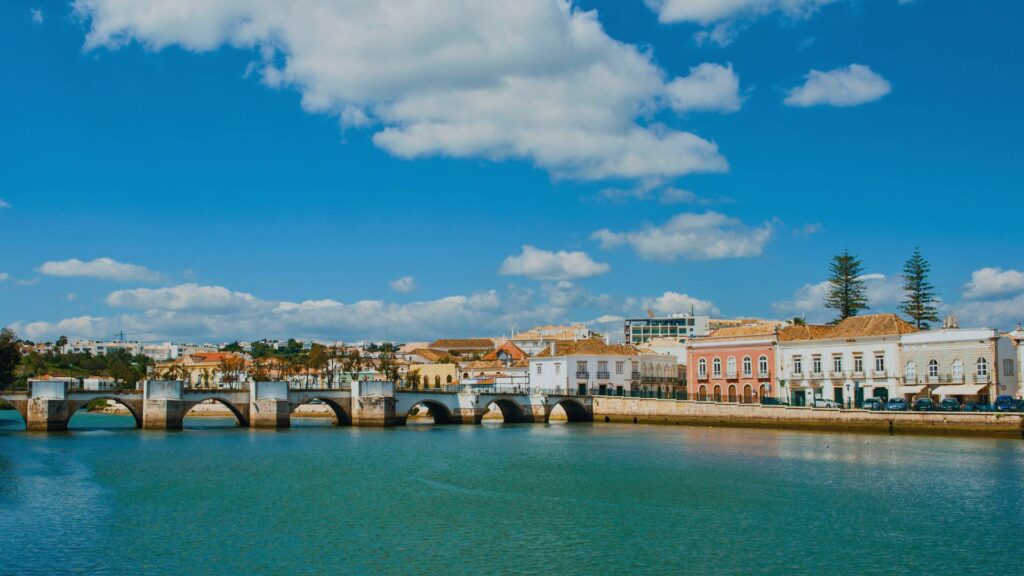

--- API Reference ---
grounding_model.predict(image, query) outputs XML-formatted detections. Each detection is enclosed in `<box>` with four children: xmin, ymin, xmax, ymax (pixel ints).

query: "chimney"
<box><xmin>550</xmin><ymin>341</ymin><xmax>556</xmax><ymax>355</ymax></box>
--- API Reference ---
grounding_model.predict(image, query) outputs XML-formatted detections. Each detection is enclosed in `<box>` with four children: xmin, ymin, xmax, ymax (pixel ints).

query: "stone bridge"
<box><xmin>0</xmin><ymin>380</ymin><xmax>592</xmax><ymax>431</ymax></box>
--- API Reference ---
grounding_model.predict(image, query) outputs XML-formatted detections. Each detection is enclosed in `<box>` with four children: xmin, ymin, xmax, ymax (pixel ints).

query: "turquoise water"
<box><xmin>1</xmin><ymin>410</ymin><xmax>1022</xmax><ymax>576</ymax></box>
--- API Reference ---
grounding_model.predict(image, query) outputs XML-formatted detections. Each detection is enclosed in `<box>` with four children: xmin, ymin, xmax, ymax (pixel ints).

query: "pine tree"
<box><xmin>899</xmin><ymin>247</ymin><xmax>940</xmax><ymax>329</ymax></box>
<box><xmin>824</xmin><ymin>249</ymin><xmax>869</xmax><ymax>323</ymax></box>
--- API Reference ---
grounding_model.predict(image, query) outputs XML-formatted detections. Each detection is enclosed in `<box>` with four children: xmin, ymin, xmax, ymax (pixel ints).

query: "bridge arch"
<box><xmin>290</xmin><ymin>396</ymin><xmax>352</xmax><ymax>426</ymax></box>
<box><xmin>404</xmin><ymin>399</ymin><xmax>456</xmax><ymax>424</ymax></box>
<box><xmin>183</xmin><ymin>397</ymin><xmax>249</xmax><ymax>427</ymax></box>
<box><xmin>67</xmin><ymin>397</ymin><xmax>143</xmax><ymax>428</ymax></box>
<box><xmin>483</xmin><ymin>398</ymin><xmax>528</xmax><ymax>423</ymax></box>
<box><xmin>547</xmin><ymin>398</ymin><xmax>592</xmax><ymax>423</ymax></box>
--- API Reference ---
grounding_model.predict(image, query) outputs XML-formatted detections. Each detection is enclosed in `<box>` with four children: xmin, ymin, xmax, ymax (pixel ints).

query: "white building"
<box><xmin>82</xmin><ymin>376</ymin><xmax>117</xmax><ymax>391</ymax></box>
<box><xmin>528</xmin><ymin>338</ymin><xmax>677</xmax><ymax>397</ymax></box>
<box><xmin>900</xmin><ymin>327</ymin><xmax>1017</xmax><ymax>403</ymax></box>
<box><xmin>141</xmin><ymin>342</ymin><xmax>219</xmax><ymax>362</ymax></box>
<box><xmin>63</xmin><ymin>340</ymin><xmax>142</xmax><ymax>356</ymax></box>
<box><xmin>624</xmin><ymin>314</ymin><xmax>710</xmax><ymax>345</ymax></box>
<box><xmin>1009</xmin><ymin>325</ymin><xmax>1024</xmax><ymax>399</ymax></box>
<box><xmin>778</xmin><ymin>315</ymin><xmax>917</xmax><ymax>407</ymax></box>
<box><xmin>506</xmin><ymin>325</ymin><xmax>593</xmax><ymax>356</ymax></box>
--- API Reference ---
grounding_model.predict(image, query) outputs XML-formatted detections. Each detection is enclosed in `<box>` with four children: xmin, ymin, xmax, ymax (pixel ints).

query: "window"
<box><xmin>928</xmin><ymin>359</ymin><xmax>939</xmax><ymax>379</ymax></box>
<box><xmin>598</xmin><ymin>361</ymin><xmax>608</xmax><ymax>374</ymax></box>
<box><xmin>905</xmin><ymin>361</ymin><xmax>916</xmax><ymax>381</ymax></box>
<box><xmin>1003</xmin><ymin>359</ymin><xmax>1015</xmax><ymax>377</ymax></box>
<box><xmin>536</xmin><ymin>364</ymin><xmax>543</xmax><ymax>375</ymax></box>
<box><xmin>759</xmin><ymin>355</ymin><xmax>769</xmax><ymax>376</ymax></box>
<box><xmin>713</xmin><ymin>357</ymin><xmax>722</xmax><ymax>377</ymax></box>
<box><xmin>727</xmin><ymin>357</ymin><xmax>737</xmax><ymax>378</ymax></box>
<box><xmin>434</xmin><ymin>376</ymin><xmax>441</xmax><ymax>387</ymax></box>
<box><xmin>952</xmin><ymin>359</ymin><xmax>963</xmax><ymax>380</ymax></box>
<box><xmin>554</xmin><ymin>363</ymin><xmax>561</xmax><ymax>375</ymax></box>
<box><xmin>446</xmin><ymin>375</ymin><xmax>453</xmax><ymax>384</ymax></box>
<box><xmin>976</xmin><ymin>357</ymin><xmax>988</xmax><ymax>377</ymax></box>
<box><xmin>832</xmin><ymin>355</ymin><xmax>843</xmax><ymax>374</ymax></box>
<box><xmin>812</xmin><ymin>355</ymin><xmax>822</xmax><ymax>374</ymax></box>
<box><xmin>615</xmin><ymin>361</ymin><xmax>624</xmax><ymax>375</ymax></box>
<box><xmin>577</xmin><ymin>361</ymin><xmax>587</xmax><ymax>374</ymax></box>
<box><xmin>742</xmin><ymin>356</ymin><xmax>752</xmax><ymax>376</ymax></box>
<box><xmin>793</xmin><ymin>356</ymin><xmax>803</xmax><ymax>375</ymax></box>
<box><xmin>698</xmin><ymin>358</ymin><xmax>707</xmax><ymax>377</ymax></box>
<box><xmin>854</xmin><ymin>355</ymin><xmax>864</xmax><ymax>373</ymax></box>
<box><xmin>874</xmin><ymin>354</ymin><xmax>885</xmax><ymax>373</ymax></box>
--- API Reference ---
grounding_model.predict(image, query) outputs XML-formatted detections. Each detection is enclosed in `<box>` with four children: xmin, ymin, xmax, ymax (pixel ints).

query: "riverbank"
<box><xmin>594</xmin><ymin>396</ymin><xmax>1024</xmax><ymax>438</ymax></box>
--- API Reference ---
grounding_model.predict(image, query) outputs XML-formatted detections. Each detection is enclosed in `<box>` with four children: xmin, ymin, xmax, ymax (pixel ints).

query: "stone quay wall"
<box><xmin>593</xmin><ymin>397</ymin><xmax>1024</xmax><ymax>438</ymax></box>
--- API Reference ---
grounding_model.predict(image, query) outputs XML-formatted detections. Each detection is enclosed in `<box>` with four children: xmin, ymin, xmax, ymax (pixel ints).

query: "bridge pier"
<box><xmin>351</xmin><ymin>381</ymin><xmax>399</xmax><ymax>426</ymax></box>
<box><xmin>250</xmin><ymin>382</ymin><xmax>291</xmax><ymax>428</ymax></box>
<box><xmin>142</xmin><ymin>381</ymin><xmax>185</xmax><ymax>430</ymax></box>
<box><xmin>26</xmin><ymin>398</ymin><xmax>72</xmax><ymax>431</ymax></box>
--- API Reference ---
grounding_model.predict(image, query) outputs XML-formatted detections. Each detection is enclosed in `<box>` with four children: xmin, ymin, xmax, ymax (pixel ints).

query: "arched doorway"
<box><xmin>713</xmin><ymin>385</ymin><xmax>722</xmax><ymax>402</ymax></box>
<box><xmin>742</xmin><ymin>385</ymin><xmax>753</xmax><ymax>404</ymax></box>
<box><xmin>727</xmin><ymin>385</ymin><xmax>737</xmax><ymax>403</ymax></box>
<box><xmin>698</xmin><ymin>385</ymin><xmax>708</xmax><ymax>401</ymax></box>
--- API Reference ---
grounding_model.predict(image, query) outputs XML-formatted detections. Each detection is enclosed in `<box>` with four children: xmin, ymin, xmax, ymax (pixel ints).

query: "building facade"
<box><xmin>687</xmin><ymin>324</ymin><xmax>780</xmax><ymax>403</ymax></box>
<box><xmin>528</xmin><ymin>339</ymin><xmax>677</xmax><ymax>396</ymax></box>
<box><xmin>900</xmin><ymin>328</ymin><xmax>1016</xmax><ymax>403</ymax></box>
<box><xmin>624</xmin><ymin>314</ymin><xmax>710</xmax><ymax>345</ymax></box>
<box><xmin>777</xmin><ymin>315</ymin><xmax>917</xmax><ymax>407</ymax></box>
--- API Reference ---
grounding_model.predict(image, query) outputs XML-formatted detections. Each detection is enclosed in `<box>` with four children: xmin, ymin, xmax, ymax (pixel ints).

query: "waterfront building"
<box><xmin>900</xmin><ymin>327</ymin><xmax>1017</xmax><ymax>404</ymax></box>
<box><xmin>155</xmin><ymin>352</ymin><xmax>249</xmax><ymax>389</ymax></box>
<box><xmin>624</xmin><ymin>313</ymin><xmax>710</xmax><ymax>345</ymax></box>
<box><xmin>405</xmin><ymin>363</ymin><xmax>459</xmax><ymax>389</ymax></box>
<box><xmin>529</xmin><ymin>338</ymin><xmax>677</xmax><ymax>396</ymax></box>
<box><xmin>141</xmin><ymin>342</ymin><xmax>218</xmax><ymax>362</ymax></box>
<box><xmin>1008</xmin><ymin>325</ymin><xmax>1024</xmax><ymax>399</ymax></box>
<box><xmin>506</xmin><ymin>324</ymin><xmax>593</xmax><ymax>355</ymax></box>
<box><xmin>777</xmin><ymin>314</ymin><xmax>917</xmax><ymax>407</ymax></box>
<box><xmin>687</xmin><ymin>323</ymin><xmax>783</xmax><ymax>402</ymax></box>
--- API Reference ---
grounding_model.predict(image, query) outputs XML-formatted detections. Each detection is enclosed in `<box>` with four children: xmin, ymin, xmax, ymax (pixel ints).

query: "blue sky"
<box><xmin>2</xmin><ymin>0</ymin><xmax>1023</xmax><ymax>343</ymax></box>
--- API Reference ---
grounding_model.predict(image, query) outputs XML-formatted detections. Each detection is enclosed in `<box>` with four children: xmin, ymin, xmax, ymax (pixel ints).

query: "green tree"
<box><xmin>0</xmin><ymin>328</ymin><xmax>23</xmax><ymax>387</ymax></box>
<box><xmin>899</xmin><ymin>247</ymin><xmax>940</xmax><ymax>329</ymax></box>
<box><xmin>824</xmin><ymin>249</ymin><xmax>869</xmax><ymax>323</ymax></box>
<box><xmin>791</xmin><ymin>317</ymin><xmax>807</xmax><ymax>326</ymax></box>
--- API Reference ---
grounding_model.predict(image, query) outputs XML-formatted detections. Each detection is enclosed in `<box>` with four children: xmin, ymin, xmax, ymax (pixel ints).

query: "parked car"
<box><xmin>938</xmin><ymin>398</ymin><xmax>961</xmax><ymax>412</ymax></box>
<box><xmin>812</xmin><ymin>398</ymin><xmax>841</xmax><ymax>409</ymax></box>
<box><xmin>1017</xmin><ymin>399</ymin><xmax>1024</xmax><ymax>412</ymax></box>
<box><xmin>913</xmin><ymin>398</ymin><xmax>936</xmax><ymax>412</ymax></box>
<box><xmin>761</xmin><ymin>397</ymin><xmax>789</xmax><ymax>406</ymax></box>
<box><xmin>995</xmin><ymin>395</ymin><xmax>1018</xmax><ymax>412</ymax></box>
<box><xmin>861</xmin><ymin>398</ymin><xmax>885</xmax><ymax>411</ymax></box>
<box><xmin>886</xmin><ymin>398</ymin><xmax>909</xmax><ymax>411</ymax></box>
<box><xmin>964</xmin><ymin>402</ymin><xmax>995</xmax><ymax>412</ymax></box>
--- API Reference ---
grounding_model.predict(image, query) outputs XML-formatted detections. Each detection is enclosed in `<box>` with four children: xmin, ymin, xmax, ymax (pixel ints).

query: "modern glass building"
<box><xmin>624</xmin><ymin>314</ymin><xmax>710</xmax><ymax>345</ymax></box>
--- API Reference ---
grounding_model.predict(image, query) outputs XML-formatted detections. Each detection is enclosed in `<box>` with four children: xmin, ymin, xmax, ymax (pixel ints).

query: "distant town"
<box><xmin>7</xmin><ymin>311</ymin><xmax>1023</xmax><ymax>410</ymax></box>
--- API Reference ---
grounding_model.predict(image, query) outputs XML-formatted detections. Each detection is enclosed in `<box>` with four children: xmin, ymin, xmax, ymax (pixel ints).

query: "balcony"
<box><xmin>829</xmin><ymin>371</ymin><xmax>845</xmax><ymax>379</ymax></box>
<box><xmin>575</xmin><ymin>371</ymin><xmax>589</xmax><ymax>380</ymax></box>
<box><xmin>631</xmin><ymin>371</ymin><xmax>641</xmax><ymax>379</ymax></box>
<box><xmin>975</xmin><ymin>374</ymin><xmax>991</xmax><ymax>384</ymax></box>
<box><xmin>872</xmin><ymin>370</ymin><xmax>888</xmax><ymax>379</ymax></box>
<box><xmin>757</xmin><ymin>372</ymin><xmax>770</xmax><ymax>379</ymax></box>
<box><xmin>809</xmin><ymin>372</ymin><xmax>824</xmax><ymax>380</ymax></box>
<box><xmin>596</xmin><ymin>371</ymin><xmax>610</xmax><ymax>380</ymax></box>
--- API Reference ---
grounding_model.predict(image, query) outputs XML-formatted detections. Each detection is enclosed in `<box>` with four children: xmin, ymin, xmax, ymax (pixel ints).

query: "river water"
<box><xmin>1</xmin><ymin>410</ymin><xmax>1021</xmax><ymax>575</ymax></box>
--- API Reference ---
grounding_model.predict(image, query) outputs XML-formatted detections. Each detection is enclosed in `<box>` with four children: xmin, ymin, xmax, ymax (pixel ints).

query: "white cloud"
<box><xmin>963</xmin><ymin>268</ymin><xmax>1024</xmax><ymax>300</ymax></box>
<box><xmin>592</xmin><ymin>211</ymin><xmax>772</xmax><ymax>261</ymax></box>
<box><xmin>106</xmin><ymin>284</ymin><xmax>261</xmax><ymax>311</ymax></box>
<box><xmin>693</xmin><ymin>23</ymin><xmax>740</xmax><ymax>47</ymax></box>
<box><xmin>0</xmin><ymin>199</ymin><xmax>10</xmax><ymax>208</ymax></box>
<box><xmin>500</xmin><ymin>245</ymin><xmax>610</xmax><ymax>281</ymax></box>
<box><xmin>665</xmin><ymin>63</ymin><xmax>741</xmax><ymax>114</ymax></box>
<box><xmin>646</xmin><ymin>0</ymin><xmax>836</xmax><ymax>25</ymax></box>
<box><xmin>74</xmin><ymin>0</ymin><xmax>729</xmax><ymax>181</ymax></box>
<box><xmin>0</xmin><ymin>273</ymin><xmax>9</xmax><ymax>282</ymax></box>
<box><xmin>66</xmin><ymin>293</ymin><xmax>78</xmax><ymax>301</ymax></box>
<box><xmin>389</xmin><ymin>276</ymin><xmax>417</xmax><ymax>293</ymax></box>
<box><xmin>30</xmin><ymin>8</ymin><xmax>44</xmax><ymax>24</ymax></box>
<box><xmin>641</xmin><ymin>291</ymin><xmax>721</xmax><ymax>317</ymax></box>
<box><xmin>795</xmin><ymin>222</ymin><xmax>823</xmax><ymax>236</ymax></box>
<box><xmin>38</xmin><ymin>257</ymin><xmax>163</xmax><ymax>282</ymax></box>
<box><xmin>955</xmin><ymin>295</ymin><xmax>1024</xmax><ymax>330</ymax></box>
<box><xmin>784</xmin><ymin>64</ymin><xmax>891</xmax><ymax>107</ymax></box>
<box><xmin>772</xmin><ymin>273</ymin><xmax>904</xmax><ymax>322</ymax></box>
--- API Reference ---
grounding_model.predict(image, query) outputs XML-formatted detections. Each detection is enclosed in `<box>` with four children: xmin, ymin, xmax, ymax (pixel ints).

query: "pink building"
<box><xmin>686</xmin><ymin>324</ymin><xmax>781</xmax><ymax>402</ymax></box>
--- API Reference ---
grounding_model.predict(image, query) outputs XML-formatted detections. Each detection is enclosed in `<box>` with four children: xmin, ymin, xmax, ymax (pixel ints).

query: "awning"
<box><xmin>896</xmin><ymin>385</ymin><xmax>927</xmax><ymax>395</ymax></box>
<box><xmin>930</xmin><ymin>384</ymin><xmax>987</xmax><ymax>396</ymax></box>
